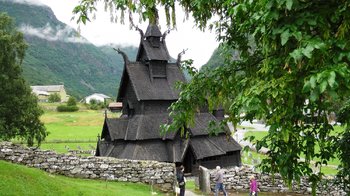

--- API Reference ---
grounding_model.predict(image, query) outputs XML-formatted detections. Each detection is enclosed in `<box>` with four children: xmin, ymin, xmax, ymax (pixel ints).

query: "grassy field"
<box><xmin>0</xmin><ymin>160</ymin><xmax>161</xmax><ymax>196</ymax></box>
<box><xmin>36</xmin><ymin>103</ymin><xmax>107</xmax><ymax>154</ymax></box>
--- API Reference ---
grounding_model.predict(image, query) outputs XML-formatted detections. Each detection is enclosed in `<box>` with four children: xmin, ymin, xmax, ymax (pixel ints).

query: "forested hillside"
<box><xmin>201</xmin><ymin>45</ymin><xmax>239</xmax><ymax>70</ymax></box>
<box><xmin>0</xmin><ymin>1</ymin><xmax>137</xmax><ymax>98</ymax></box>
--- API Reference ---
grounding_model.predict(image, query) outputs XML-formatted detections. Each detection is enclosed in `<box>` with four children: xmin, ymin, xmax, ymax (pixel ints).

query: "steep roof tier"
<box><xmin>117</xmin><ymin>62</ymin><xmax>186</xmax><ymax>101</ymax></box>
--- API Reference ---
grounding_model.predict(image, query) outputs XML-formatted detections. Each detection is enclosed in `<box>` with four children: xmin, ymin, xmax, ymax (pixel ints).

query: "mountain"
<box><xmin>0</xmin><ymin>0</ymin><xmax>137</xmax><ymax>98</ymax></box>
<box><xmin>201</xmin><ymin>45</ymin><xmax>239</xmax><ymax>70</ymax></box>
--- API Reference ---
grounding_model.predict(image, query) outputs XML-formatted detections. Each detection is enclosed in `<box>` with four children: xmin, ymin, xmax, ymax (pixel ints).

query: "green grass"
<box><xmin>0</xmin><ymin>160</ymin><xmax>162</xmax><ymax>196</ymax></box>
<box><xmin>41</xmin><ymin>110</ymin><xmax>105</xmax><ymax>141</ymax></box>
<box><xmin>40</xmin><ymin>142</ymin><xmax>97</xmax><ymax>154</ymax></box>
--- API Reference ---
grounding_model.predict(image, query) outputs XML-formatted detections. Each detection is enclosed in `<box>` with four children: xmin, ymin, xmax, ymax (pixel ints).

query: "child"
<box><xmin>249</xmin><ymin>175</ymin><xmax>258</xmax><ymax>196</ymax></box>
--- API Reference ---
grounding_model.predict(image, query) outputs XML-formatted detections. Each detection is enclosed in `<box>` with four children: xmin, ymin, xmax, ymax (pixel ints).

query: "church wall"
<box><xmin>123</xmin><ymin>79</ymin><xmax>142</xmax><ymax>115</ymax></box>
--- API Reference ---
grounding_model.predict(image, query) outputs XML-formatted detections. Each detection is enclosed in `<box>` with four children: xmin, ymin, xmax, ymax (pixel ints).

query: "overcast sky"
<box><xmin>21</xmin><ymin>0</ymin><xmax>220</xmax><ymax>69</ymax></box>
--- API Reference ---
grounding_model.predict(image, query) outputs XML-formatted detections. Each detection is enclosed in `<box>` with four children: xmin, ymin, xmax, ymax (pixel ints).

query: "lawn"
<box><xmin>35</xmin><ymin>104</ymin><xmax>108</xmax><ymax>154</ymax></box>
<box><xmin>0</xmin><ymin>160</ymin><xmax>162</xmax><ymax>196</ymax></box>
<box><xmin>41</xmin><ymin>110</ymin><xmax>105</xmax><ymax>141</ymax></box>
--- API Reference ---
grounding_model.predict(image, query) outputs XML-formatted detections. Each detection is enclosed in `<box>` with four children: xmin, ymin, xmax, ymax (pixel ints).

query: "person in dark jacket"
<box><xmin>177</xmin><ymin>166</ymin><xmax>185</xmax><ymax>196</ymax></box>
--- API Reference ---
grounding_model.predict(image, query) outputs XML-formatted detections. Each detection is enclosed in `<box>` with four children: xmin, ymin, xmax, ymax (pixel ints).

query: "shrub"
<box><xmin>48</xmin><ymin>93</ymin><xmax>61</xmax><ymax>103</ymax></box>
<box><xmin>56</xmin><ymin>105</ymin><xmax>79</xmax><ymax>112</ymax></box>
<box><xmin>67</xmin><ymin>97</ymin><xmax>77</xmax><ymax>106</ymax></box>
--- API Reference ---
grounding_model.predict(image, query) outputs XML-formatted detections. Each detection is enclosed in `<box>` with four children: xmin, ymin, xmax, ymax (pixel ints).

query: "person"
<box><xmin>214</xmin><ymin>166</ymin><xmax>227</xmax><ymax>196</ymax></box>
<box><xmin>176</xmin><ymin>165</ymin><xmax>185</xmax><ymax>196</ymax></box>
<box><xmin>249</xmin><ymin>175</ymin><xmax>258</xmax><ymax>196</ymax></box>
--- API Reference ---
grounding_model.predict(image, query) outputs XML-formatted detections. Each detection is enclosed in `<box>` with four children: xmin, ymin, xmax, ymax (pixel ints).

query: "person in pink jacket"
<box><xmin>249</xmin><ymin>175</ymin><xmax>258</xmax><ymax>196</ymax></box>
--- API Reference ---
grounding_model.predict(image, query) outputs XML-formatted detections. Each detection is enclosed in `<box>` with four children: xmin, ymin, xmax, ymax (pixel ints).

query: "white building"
<box><xmin>84</xmin><ymin>93</ymin><xmax>111</xmax><ymax>104</ymax></box>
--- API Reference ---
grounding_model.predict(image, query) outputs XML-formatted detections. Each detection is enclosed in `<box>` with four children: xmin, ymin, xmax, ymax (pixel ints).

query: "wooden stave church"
<box><xmin>96</xmin><ymin>24</ymin><xmax>242</xmax><ymax>173</ymax></box>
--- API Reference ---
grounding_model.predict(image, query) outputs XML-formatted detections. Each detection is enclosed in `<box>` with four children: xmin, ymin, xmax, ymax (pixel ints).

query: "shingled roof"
<box><xmin>117</xmin><ymin>62</ymin><xmax>186</xmax><ymax>101</ymax></box>
<box><xmin>99</xmin><ymin>113</ymin><xmax>241</xmax><ymax>162</ymax></box>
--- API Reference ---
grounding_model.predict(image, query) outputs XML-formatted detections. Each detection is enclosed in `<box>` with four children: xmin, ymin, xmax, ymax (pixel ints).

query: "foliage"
<box><xmin>48</xmin><ymin>93</ymin><xmax>61</xmax><ymax>103</ymax></box>
<box><xmin>67</xmin><ymin>97</ymin><xmax>77</xmax><ymax>106</ymax></box>
<box><xmin>0</xmin><ymin>1</ymin><xmax>138</xmax><ymax>98</ymax></box>
<box><xmin>74</xmin><ymin>0</ymin><xmax>350</xmax><ymax>194</ymax></box>
<box><xmin>0</xmin><ymin>13</ymin><xmax>47</xmax><ymax>147</ymax></box>
<box><xmin>56</xmin><ymin>97</ymin><xmax>79</xmax><ymax>112</ymax></box>
<box><xmin>56</xmin><ymin>105</ymin><xmax>79</xmax><ymax>112</ymax></box>
<box><xmin>88</xmin><ymin>99</ymin><xmax>107</xmax><ymax>110</ymax></box>
<box><xmin>0</xmin><ymin>160</ymin><xmax>162</xmax><ymax>196</ymax></box>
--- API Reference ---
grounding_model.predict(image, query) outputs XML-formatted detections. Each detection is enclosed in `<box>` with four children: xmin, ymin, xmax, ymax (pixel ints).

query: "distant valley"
<box><xmin>0</xmin><ymin>0</ymin><xmax>137</xmax><ymax>98</ymax></box>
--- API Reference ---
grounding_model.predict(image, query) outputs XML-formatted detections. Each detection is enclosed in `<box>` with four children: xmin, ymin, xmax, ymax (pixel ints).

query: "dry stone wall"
<box><xmin>0</xmin><ymin>142</ymin><xmax>175</xmax><ymax>192</ymax></box>
<box><xmin>208</xmin><ymin>165</ymin><xmax>346</xmax><ymax>196</ymax></box>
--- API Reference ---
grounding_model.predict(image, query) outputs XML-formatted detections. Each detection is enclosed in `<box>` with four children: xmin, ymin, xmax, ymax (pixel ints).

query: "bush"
<box><xmin>48</xmin><ymin>93</ymin><xmax>61</xmax><ymax>103</ymax></box>
<box><xmin>67</xmin><ymin>97</ymin><xmax>77</xmax><ymax>106</ymax></box>
<box><xmin>56</xmin><ymin>105</ymin><xmax>79</xmax><ymax>112</ymax></box>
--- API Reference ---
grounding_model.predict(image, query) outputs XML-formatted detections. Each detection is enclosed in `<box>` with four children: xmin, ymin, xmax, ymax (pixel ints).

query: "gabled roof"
<box><xmin>139</xmin><ymin>39</ymin><xmax>170</xmax><ymax>61</ymax></box>
<box><xmin>190</xmin><ymin>135</ymin><xmax>241</xmax><ymax>159</ymax></box>
<box><xmin>144</xmin><ymin>24</ymin><xmax>162</xmax><ymax>37</ymax></box>
<box><xmin>103</xmin><ymin>114</ymin><xmax>176</xmax><ymax>141</ymax></box>
<box><xmin>85</xmin><ymin>93</ymin><xmax>110</xmax><ymax>99</ymax></box>
<box><xmin>136</xmin><ymin>24</ymin><xmax>170</xmax><ymax>61</ymax></box>
<box><xmin>118</xmin><ymin>62</ymin><xmax>186</xmax><ymax>101</ymax></box>
<box><xmin>31</xmin><ymin>85</ymin><xmax>64</xmax><ymax>92</ymax></box>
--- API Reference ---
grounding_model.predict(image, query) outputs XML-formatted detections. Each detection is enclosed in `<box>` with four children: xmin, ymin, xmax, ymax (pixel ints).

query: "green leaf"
<box><xmin>319</xmin><ymin>80</ymin><xmax>328</xmax><ymax>93</ymax></box>
<box><xmin>302</xmin><ymin>81</ymin><xmax>311</xmax><ymax>93</ymax></box>
<box><xmin>281</xmin><ymin>29</ymin><xmax>290</xmax><ymax>46</ymax></box>
<box><xmin>290</xmin><ymin>48</ymin><xmax>302</xmax><ymax>62</ymax></box>
<box><xmin>292</xmin><ymin>31</ymin><xmax>302</xmax><ymax>41</ymax></box>
<box><xmin>310</xmin><ymin>90</ymin><xmax>319</xmax><ymax>102</ymax></box>
<box><xmin>286</xmin><ymin>0</ymin><xmax>293</xmax><ymax>10</ymax></box>
<box><xmin>328</xmin><ymin>71</ymin><xmax>336</xmax><ymax>88</ymax></box>
<box><xmin>310</xmin><ymin>76</ymin><xmax>316</xmax><ymax>88</ymax></box>
<box><xmin>302</xmin><ymin>45</ymin><xmax>314</xmax><ymax>58</ymax></box>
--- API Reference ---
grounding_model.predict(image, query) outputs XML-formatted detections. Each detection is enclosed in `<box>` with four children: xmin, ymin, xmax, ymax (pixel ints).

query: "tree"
<box><xmin>0</xmin><ymin>13</ymin><xmax>47</xmax><ymax>146</ymax></box>
<box><xmin>67</xmin><ymin>96</ymin><xmax>77</xmax><ymax>106</ymax></box>
<box><xmin>48</xmin><ymin>93</ymin><xmax>61</xmax><ymax>103</ymax></box>
<box><xmin>74</xmin><ymin>1</ymin><xmax>350</xmax><ymax>194</ymax></box>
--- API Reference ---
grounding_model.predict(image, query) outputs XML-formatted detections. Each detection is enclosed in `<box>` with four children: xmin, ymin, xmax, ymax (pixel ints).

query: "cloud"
<box><xmin>19</xmin><ymin>23</ymin><xmax>89</xmax><ymax>44</ymax></box>
<box><xmin>2</xmin><ymin>0</ymin><xmax>45</xmax><ymax>6</ymax></box>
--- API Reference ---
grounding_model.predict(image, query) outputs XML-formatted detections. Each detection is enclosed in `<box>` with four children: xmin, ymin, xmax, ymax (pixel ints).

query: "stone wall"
<box><xmin>0</xmin><ymin>142</ymin><xmax>175</xmax><ymax>192</ymax></box>
<box><xmin>207</xmin><ymin>165</ymin><xmax>346</xmax><ymax>196</ymax></box>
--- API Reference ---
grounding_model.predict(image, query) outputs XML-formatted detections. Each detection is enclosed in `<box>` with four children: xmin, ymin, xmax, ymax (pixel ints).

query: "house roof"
<box><xmin>85</xmin><ymin>93</ymin><xmax>111</xmax><ymax>99</ymax></box>
<box><xmin>32</xmin><ymin>90</ymin><xmax>50</xmax><ymax>96</ymax></box>
<box><xmin>108</xmin><ymin>102</ymin><xmax>122</xmax><ymax>108</ymax></box>
<box><xmin>118</xmin><ymin>62</ymin><xmax>186</xmax><ymax>101</ymax></box>
<box><xmin>31</xmin><ymin>85</ymin><xmax>64</xmax><ymax>92</ymax></box>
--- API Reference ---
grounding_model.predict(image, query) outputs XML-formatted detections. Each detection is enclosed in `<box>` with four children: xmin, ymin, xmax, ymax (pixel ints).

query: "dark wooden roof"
<box><xmin>139</xmin><ymin>39</ymin><xmax>170</xmax><ymax>61</ymax></box>
<box><xmin>100</xmin><ymin>113</ymin><xmax>241</xmax><ymax>161</ymax></box>
<box><xmin>118</xmin><ymin>62</ymin><xmax>186</xmax><ymax>101</ymax></box>
<box><xmin>190</xmin><ymin>135</ymin><xmax>241</xmax><ymax>159</ymax></box>
<box><xmin>98</xmin><ymin>140</ymin><xmax>172</xmax><ymax>162</ymax></box>
<box><xmin>144</xmin><ymin>24</ymin><xmax>162</xmax><ymax>37</ymax></box>
<box><xmin>103</xmin><ymin>114</ymin><xmax>176</xmax><ymax>141</ymax></box>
